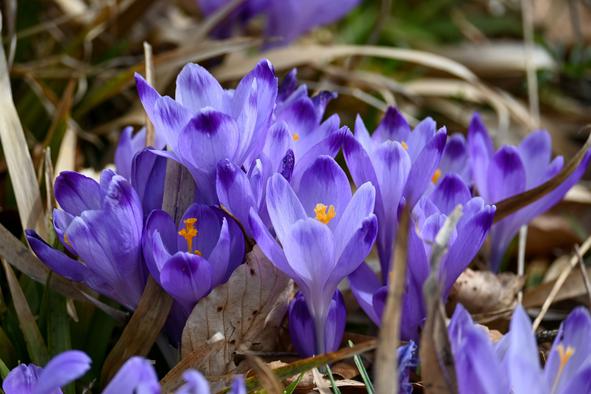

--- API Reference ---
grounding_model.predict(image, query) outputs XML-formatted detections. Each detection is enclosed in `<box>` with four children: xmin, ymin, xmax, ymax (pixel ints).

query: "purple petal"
<box><xmin>52</xmin><ymin>209</ymin><xmax>76</xmax><ymax>254</ymax></box>
<box><xmin>324</xmin><ymin>290</ymin><xmax>346</xmax><ymax>353</ymax></box>
<box><xmin>54</xmin><ymin>171</ymin><xmax>101</xmax><ymax>216</ymax></box>
<box><xmin>35</xmin><ymin>350</ymin><xmax>91</xmax><ymax>394</ymax></box>
<box><xmin>288</xmin><ymin>292</ymin><xmax>317</xmax><ymax>357</ymax></box>
<box><xmin>265</xmin><ymin>174</ymin><xmax>307</xmax><ymax>244</ymax></box>
<box><xmin>348</xmin><ymin>263</ymin><xmax>382</xmax><ymax>325</ymax></box>
<box><xmin>503</xmin><ymin>306</ymin><xmax>544</xmax><ymax>393</ymax></box>
<box><xmin>230</xmin><ymin>376</ymin><xmax>246</xmax><ymax>394</ymax></box>
<box><xmin>248</xmin><ymin>208</ymin><xmax>295</xmax><ymax>279</ymax></box>
<box><xmin>518</xmin><ymin>130</ymin><xmax>552</xmax><ymax>188</ymax></box>
<box><xmin>440</xmin><ymin>133</ymin><xmax>471</xmax><ymax>183</ymax></box>
<box><xmin>403</xmin><ymin>130</ymin><xmax>446</xmax><ymax>207</ymax></box>
<box><xmin>177</xmin><ymin>109</ymin><xmax>240</xmax><ymax>172</ymax></box>
<box><xmin>487</xmin><ymin>146</ymin><xmax>527</xmax><ymax>202</ymax></box>
<box><xmin>2</xmin><ymin>364</ymin><xmax>41</xmax><ymax>394</ymax></box>
<box><xmin>115</xmin><ymin>126</ymin><xmax>139</xmax><ymax>180</ymax></box>
<box><xmin>311</xmin><ymin>91</ymin><xmax>337</xmax><ymax>119</ymax></box>
<box><xmin>131</xmin><ymin>149</ymin><xmax>167</xmax><ymax>217</ymax></box>
<box><xmin>216</xmin><ymin>160</ymin><xmax>257</xmax><ymax>235</ymax></box>
<box><xmin>334</xmin><ymin>182</ymin><xmax>376</xmax><ymax>257</ymax></box>
<box><xmin>440</xmin><ymin>204</ymin><xmax>495</xmax><ymax>296</ymax></box>
<box><xmin>430</xmin><ymin>174</ymin><xmax>471</xmax><ymax>215</ymax></box>
<box><xmin>373</xmin><ymin>107</ymin><xmax>410</xmax><ymax>143</ymax></box>
<box><xmin>160</xmin><ymin>252</ymin><xmax>213</xmax><ymax>304</ymax></box>
<box><xmin>406</xmin><ymin>117</ymin><xmax>437</xmax><ymax>161</ymax></box>
<box><xmin>560</xmin><ymin>365</ymin><xmax>591</xmax><ymax>394</ymax></box>
<box><xmin>175</xmin><ymin>63</ymin><xmax>224</xmax><ymax>109</ymax></box>
<box><xmin>207</xmin><ymin>218</ymin><xmax>245</xmax><ymax>286</ymax></box>
<box><xmin>296</xmin><ymin>156</ymin><xmax>352</xmax><ymax>229</ymax></box>
<box><xmin>544</xmin><ymin>307</ymin><xmax>591</xmax><ymax>392</ymax></box>
<box><xmin>467</xmin><ymin>113</ymin><xmax>494</xmax><ymax>198</ymax></box>
<box><xmin>330</xmin><ymin>214</ymin><xmax>377</xmax><ymax>286</ymax></box>
<box><xmin>143</xmin><ymin>210</ymin><xmax>177</xmax><ymax>282</ymax></box>
<box><xmin>179</xmin><ymin>204</ymin><xmax>223</xmax><ymax>257</ymax></box>
<box><xmin>102</xmin><ymin>356</ymin><xmax>160</xmax><ymax>394</ymax></box>
<box><xmin>282</xmin><ymin>218</ymin><xmax>335</xmax><ymax>292</ymax></box>
<box><xmin>177</xmin><ymin>370</ymin><xmax>210</xmax><ymax>394</ymax></box>
<box><xmin>26</xmin><ymin>230</ymin><xmax>87</xmax><ymax>282</ymax></box>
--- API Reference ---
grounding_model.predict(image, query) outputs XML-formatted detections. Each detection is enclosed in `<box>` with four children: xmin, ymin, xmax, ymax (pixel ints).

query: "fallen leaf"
<box><xmin>181</xmin><ymin>245</ymin><xmax>292</xmax><ymax>376</ymax></box>
<box><xmin>448</xmin><ymin>269</ymin><xmax>524</xmax><ymax>317</ymax></box>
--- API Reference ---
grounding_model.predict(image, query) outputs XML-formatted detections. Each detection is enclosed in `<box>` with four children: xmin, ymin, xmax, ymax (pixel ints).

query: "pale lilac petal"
<box><xmin>296</xmin><ymin>156</ymin><xmax>352</xmax><ymax>230</ymax></box>
<box><xmin>406</xmin><ymin>117</ymin><xmax>437</xmax><ymax>161</ymax></box>
<box><xmin>518</xmin><ymin>130</ymin><xmax>552</xmax><ymax>188</ymax></box>
<box><xmin>334</xmin><ymin>182</ymin><xmax>376</xmax><ymax>257</ymax></box>
<box><xmin>403</xmin><ymin>130</ymin><xmax>446</xmax><ymax>207</ymax></box>
<box><xmin>179</xmin><ymin>204</ymin><xmax>222</xmax><ymax>257</ymax></box>
<box><xmin>143</xmin><ymin>210</ymin><xmax>177</xmax><ymax>281</ymax></box>
<box><xmin>35</xmin><ymin>351</ymin><xmax>91</xmax><ymax>394</ymax></box>
<box><xmin>440</xmin><ymin>133</ymin><xmax>471</xmax><ymax>183</ymax></box>
<box><xmin>2</xmin><ymin>364</ymin><xmax>41</xmax><ymax>394</ymax></box>
<box><xmin>265</xmin><ymin>174</ymin><xmax>307</xmax><ymax>244</ymax></box>
<box><xmin>348</xmin><ymin>263</ymin><xmax>382</xmax><ymax>325</ymax></box>
<box><xmin>176</xmin><ymin>370</ymin><xmax>210</xmax><ymax>394</ymax></box>
<box><xmin>216</xmin><ymin>159</ymin><xmax>257</xmax><ymax>235</ymax></box>
<box><xmin>175</xmin><ymin>63</ymin><xmax>224</xmax><ymax>109</ymax></box>
<box><xmin>102</xmin><ymin>356</ymin><xmax>160</xmax><ymax>394</ymax></box>
<box><xmin>207</xmin><ymin>218</ymin><xmax>245</xmax><ymax>286</ymax></box>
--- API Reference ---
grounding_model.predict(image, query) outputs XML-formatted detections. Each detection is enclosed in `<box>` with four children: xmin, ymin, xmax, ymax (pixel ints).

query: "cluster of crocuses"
<box><xmin>2</xmin><ymin>349</ymin><xmax>245</xmax><ymax>394</ymax></box>
<box><xmin>26</xmin><ymin>58</ymin><xmax>590</xmax><ymax>360</ymax></box>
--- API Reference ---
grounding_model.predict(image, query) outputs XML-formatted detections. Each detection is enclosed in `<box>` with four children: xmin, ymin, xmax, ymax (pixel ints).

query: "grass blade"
<box><xmin>348</xmin><ymin>340</ymin><xmax>375</xmax><ymax>394</ymax></box>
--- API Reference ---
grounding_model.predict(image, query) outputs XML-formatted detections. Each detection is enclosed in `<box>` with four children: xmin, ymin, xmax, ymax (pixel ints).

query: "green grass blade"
<box><xmin>348</xmin><ymin>340</ymin><xmax>375</xmax><ymax>394</ymax></box>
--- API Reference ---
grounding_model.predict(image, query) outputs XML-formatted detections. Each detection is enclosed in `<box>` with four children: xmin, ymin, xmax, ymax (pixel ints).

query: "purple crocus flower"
<box><xmin>344</xmin><ymin>107</ymin><xmax>447</xmax><ymax>282</ymax></box>
<box><xmin>197</xmin><ymin>0</ymin><xmax>360</xmax><ymax>46</ymax></box>
<box><xmin>142</xmin><ymin>203</ymin><xmax>245</xmax><ymax>319</ymax></box>
<box><xmin>136</xmin><ymin>59</ymin><xmax>277</xmax><ymax>204</ymax></box>
<box><xmin>2</xmin><ymin>351</ymin><xmax>90</xmax><ymax>394</ymax></box>
<box><xmin>467</xmin><ymin>113</ymin><xmax>591</xmax><ymax>270</ymax></box>
<box><xmin>216</xmin><ymin>71</ymin><xmax>345</xmax><ymax>236</ymax></box>
<box><xmin>26</xmin><ymin>170</ymin><xmax>145</xmax><ymax>309</ymax></box>
<box><xmin>249</xmin><ymin>155</ymin><xmax>377</xmax><ymax>355</ymax></box>
<box><xmin>288</xmin><ymin>290</ymin><xmax>345</xmax><ymax>357</ymax></box>
<box><xmin>449</xmin><ymin>304</ymin><xmax>591</xmax><ymax>394</ymax></box>
<box><xmin>350</xmin><ymin>174</ymin><xmax>495</xmax><ymax>340</ymax></box>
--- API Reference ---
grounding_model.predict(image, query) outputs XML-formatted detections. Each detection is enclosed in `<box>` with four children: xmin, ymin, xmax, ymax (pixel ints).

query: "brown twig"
<box><xmin>575</xmin><ymin>245</ymin><xmax>591</xmax><ymax>307</ymax></box>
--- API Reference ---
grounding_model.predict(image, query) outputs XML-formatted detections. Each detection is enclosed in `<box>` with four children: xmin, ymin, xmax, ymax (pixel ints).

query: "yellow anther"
<box><xmin>292</xmin><ymin>133</ymin><xmax>300</xmax><ymax>142</ymax></box>
<box><xmin>557</xmin><ymin>344</ymin><xmax>575</xmax><ymax>368</ymax></box>
<box><xmin>314</xmin><ymin>203</ymin><xmax>336</xmax><ymax>224</ymax></box>
<box><xmin>401</xmin><ymin>141</ymin><xmax>409</xmax><ymax>150</ymax></box>
<box><xmin>179</xmin><ymin>218</ymin><xmax>199</xmax><ymax>254</ymax></box>
<box><xmin>63</xmin><ymin>233</ymin><xmax>72</xmax><ymax>248</ymax></box>
<box><xmin>431</xmin><ymin>168</ymin><xmax>442</xmax><ymax>184</ymax></box>
<box><xmin>551</xmin><ymin>344</ymin><xmax>575</xmax><ymax>393</ymax></box>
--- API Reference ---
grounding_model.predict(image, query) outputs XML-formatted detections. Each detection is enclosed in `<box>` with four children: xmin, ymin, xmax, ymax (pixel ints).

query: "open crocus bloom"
<box><xmin>344</xmin><ymin>107</ymin><xmax>447</xmax><ymax>282</ymax></box>
<box><xmin>26</xmin><ymin>170</ymin><xmax>145</xmax><ymax>309</ymax></box>
<box><xmin>350</xmin><ymin>174</ymin><xmax>495</xmax><ymax>340</ymax></box>
<box><xmin>467</xmin><ymin>113</ymin><xmax>591</xmax><ymax>270</ymax></box>
<box><xmin>136</xmin><ymin>59</ymin><xmax>277</xmax><ymax>204</ymax></box>
<box><xmin>449</xmin><ymin>305</ymin><xmax>591</xmax><ymax>394</ymax></box>
<box><xmin>143</xmin><ymin>203</ymin><xmax>245</xmax><ymax>315</ymax></box>
<box><xmin>2</xmin><ymin>351</ymin><xmax>90</xmax><ymax>394</ymax></box>
<box><xmin>249</xmin><ymin>155</ymin><xmax>377</xmax><ymax>355</ymax></box>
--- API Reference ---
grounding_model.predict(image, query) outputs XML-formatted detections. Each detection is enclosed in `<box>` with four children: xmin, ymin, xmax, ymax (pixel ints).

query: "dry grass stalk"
<box><xmin>374</xmin><ymin>206</ymin><xmax>410</xmax><ymax>394</ymax></box>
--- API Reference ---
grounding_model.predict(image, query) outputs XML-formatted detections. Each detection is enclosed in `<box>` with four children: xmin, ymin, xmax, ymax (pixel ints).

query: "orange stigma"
<box><xmin>401</xmin><ymin>141</ymin><xmax>409</xmax><ymax>150</ymax></box>
<box><xmin>178</xmin><ymin>218</ymin><xmax>201</xmax><ymax>255</ymax></box>
<box><xmin>551</xmin><ymin>344</ymin><xmax>575</xmax><ymax>393</ymax></box>
<box><xmin>314</xmin><ymin>203</ymin><xmax>336</xmax><ymax>224</ymax></box>
<box><xmin>431</xmin><ymin>168</ymin><xmax>442</xmax><ymax>184</ymax></box>
<box><xmin>292</xmin><ymin>133</ymin><xmax>300</xmax><ymax>141</ymax></box>
<box><xmin>63</xmin><ymin>233</ymin><xmax>72</xmax><ymax>248</ymax></box>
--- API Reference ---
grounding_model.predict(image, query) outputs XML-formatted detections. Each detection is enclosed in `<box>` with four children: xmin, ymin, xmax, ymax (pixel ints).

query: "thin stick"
<box><xmin>517</xmin><ymin>225</ymin><xmax>528</xmax><ymax>304</ymax></box>
<box><xmin>521</xmin><ymin>0</ymin><xmax>539</xmax><ymax>126</ymax></box>
<box><xmin>143</xmin><ymin>41</ymin><xmax>155</xmax><ymax>147</ymax></box>
<box><xmin>532</xmin><ymin>236</ymin><xmax>591</xmax><ymax>330</ymax></box>
<box><xmin>575</xmin><ymin>246</ymin><xmax>591</xmax><ymax>307</ymax></box>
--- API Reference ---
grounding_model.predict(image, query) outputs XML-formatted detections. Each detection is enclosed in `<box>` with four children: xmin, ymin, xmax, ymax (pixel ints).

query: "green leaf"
<box><xmin>348</xmin><ymin>340</ymin><xmax>375</xmax><ymax>394</ymax></box>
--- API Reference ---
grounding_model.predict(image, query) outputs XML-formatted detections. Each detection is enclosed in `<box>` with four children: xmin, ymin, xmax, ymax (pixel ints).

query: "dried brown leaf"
<box><xmin>181</xmin><ymin>245</ymin><xmax>292</xmax><ymax>376</ymax></box>
<box><xmin>448</xmin><ymin>269</ymin><xmax>524</xmax><ymax>317</ymax></box>
<box><xmin>0</xmin><ymin>23</ymin><xmax>46</xmax><ymax>237</ymax></box>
